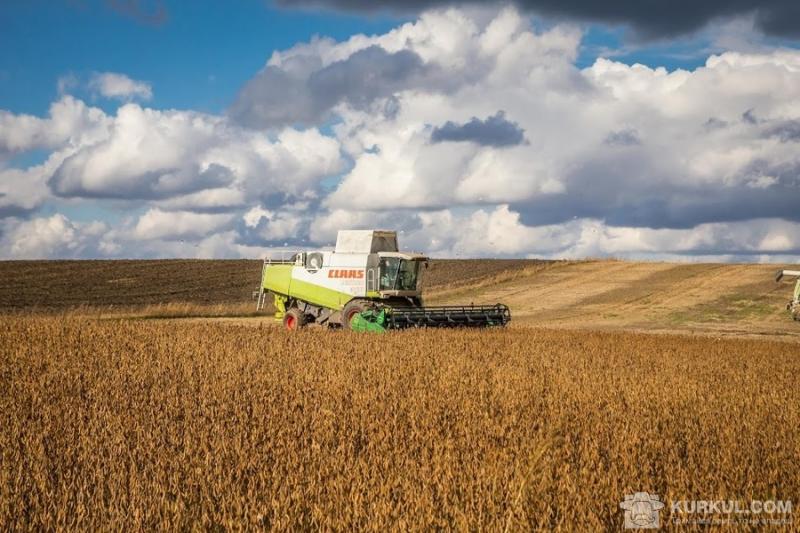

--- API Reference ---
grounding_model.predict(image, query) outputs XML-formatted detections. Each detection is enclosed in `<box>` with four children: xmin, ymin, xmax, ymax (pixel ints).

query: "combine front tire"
<box><xmin>342</xmin><ymin>300</ymin><xmax>367</xmax><ymax>330</ymax></box>
<box><xmin>283</xmin><ymin>308</ymin><xmax>306</xmax><ymax>331</ymax></box>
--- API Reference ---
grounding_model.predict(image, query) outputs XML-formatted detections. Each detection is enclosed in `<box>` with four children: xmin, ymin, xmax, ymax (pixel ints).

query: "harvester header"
<box><xmin>255</xmin><ymin>230</ymin><xmax>511</xmax><ymax>331</ymax></box>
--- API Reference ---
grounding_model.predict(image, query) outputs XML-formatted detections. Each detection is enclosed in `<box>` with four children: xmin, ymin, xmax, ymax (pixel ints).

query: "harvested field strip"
<box><xmin>421</xmin><ymin>259</ymin><xmax>548</xmax><ymax>292</ymax></box>
<box><xmin>576</xmin><ymin>263</ymin><xmax>720</xmax><ymax>306</ymax></box>
<box><xmin>428</xmin><ymin>260</ymin><xmax>800</xmax><ymax>338</ymax></box>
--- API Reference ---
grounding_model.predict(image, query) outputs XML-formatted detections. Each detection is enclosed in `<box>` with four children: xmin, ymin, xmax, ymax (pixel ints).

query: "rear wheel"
<box><xmin>283</xmin><ymin>308</ymin><xmax>306</xmax><ymax>331</ymax></box>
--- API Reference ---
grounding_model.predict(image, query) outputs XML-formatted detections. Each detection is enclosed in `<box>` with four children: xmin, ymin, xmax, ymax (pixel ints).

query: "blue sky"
<box><xmin>1</xmin><ymin>1</ymin><xmax>404</xmax><ymax>116</ymax></box>
<box><xmin>1</xmin><ymin>1</ymin><xmax>800</xmax><ymax>260</ymax></box>
<box><xmin>1</xmin><ymin>1</ymin><xmax>736</xmax><ymax>117</ymax></box>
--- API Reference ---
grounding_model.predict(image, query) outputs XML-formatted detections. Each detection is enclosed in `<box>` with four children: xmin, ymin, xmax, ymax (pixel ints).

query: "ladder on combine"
<box><xmin>254</xmin><ymin>258</ymin><xmax>269</xmax><ymax>311</ymax></box>
<box><xmin>254</xmin><ymin>253</ymin><xmax>299</xmax><ymax>312</ymax></box>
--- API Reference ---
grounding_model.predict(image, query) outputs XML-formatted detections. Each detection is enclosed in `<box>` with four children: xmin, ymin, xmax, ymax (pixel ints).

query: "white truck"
<box><xmin>776</xmin><ymin>269</ymin><xmax>800</xmax><ymax>320</ymax></box>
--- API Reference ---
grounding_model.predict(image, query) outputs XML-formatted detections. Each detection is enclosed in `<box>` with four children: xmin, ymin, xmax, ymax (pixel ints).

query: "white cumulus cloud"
<box><xmin>48</xmin><ymin>103</ymin><xmax>344</xmax><ymax>206</ymax></box>
<box><xmin>131</xmin><ymin>208</ymin><xmax>235</xmax><ymax>241</ymax></box>
<box><xmin>89</xmin><ymin>72</ymin><xmax>153</xmax><ymax>101</ymax></box>
<box><xmin>0</xmin><ymin>214</ymin><xmax>108</xmax><ymax>259</ymax></box>
<box><xmin>1</xmin><ymin>7</ymin><xmax>800</xmax><ymax>260</ymax></box>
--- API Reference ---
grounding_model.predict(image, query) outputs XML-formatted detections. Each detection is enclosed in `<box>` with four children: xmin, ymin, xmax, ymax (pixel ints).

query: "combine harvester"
<box><xmin>255</xmin><ymin>230</ymin><xmax>511</xmax><ymax>331</ymax></box>
<box><xmin>775</xmin><ymin>269</ymin><xmax>800</xmax><ymax>321</ymax></box>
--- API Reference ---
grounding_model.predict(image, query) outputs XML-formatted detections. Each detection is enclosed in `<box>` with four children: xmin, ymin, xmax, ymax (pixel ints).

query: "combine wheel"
<box><xmin>341</xmin><ymin>300</ymin><xmax>367</xmax><ymax>330</ymax></box>
<box><xmin>283</xmin><ymin>308</ymin><xmax>307</xmax><ymax>331</ymax></box>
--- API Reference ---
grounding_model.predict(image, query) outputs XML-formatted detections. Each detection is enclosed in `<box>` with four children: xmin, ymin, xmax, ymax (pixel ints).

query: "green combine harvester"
<box><xmin>775</xmin><ymin>269</ymin><xmax>800</xmax><ymax>321</ymax></box>
<box><xmin>255</xmin><ymin>230</ymin><xmax>511</xmax><ymax>332</ymax></box>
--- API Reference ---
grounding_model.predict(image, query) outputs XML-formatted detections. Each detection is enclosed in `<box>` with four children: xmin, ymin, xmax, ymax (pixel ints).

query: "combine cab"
<box><xmin>255</xmin><ymin>230</ymin><xmax>511</xmax><ymax>331</ymax></box>
<box><xmin>775</xmin><ymin>269</ymin><xmax>800</xmax><ymax>321</ymax></box>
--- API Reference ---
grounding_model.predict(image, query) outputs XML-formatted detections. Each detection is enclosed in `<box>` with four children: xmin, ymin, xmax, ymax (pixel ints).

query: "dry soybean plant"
<box><xmin>1</xmin><ymin>317</ymin><xmax>798</xmax><ymax>530</ymax></box>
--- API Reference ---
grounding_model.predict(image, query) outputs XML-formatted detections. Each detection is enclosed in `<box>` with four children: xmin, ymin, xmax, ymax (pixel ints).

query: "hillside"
<box><xmin>429</xmin><ymin>260</ymin><xmax>800</xmax><ymax>340</ymax></box>
<box><xmin>0</xmin><ymin>260</ymin><xmax>263</xmax><ymax>311</ymax></box>
<box><xmin>1</xmin><ymin>259</ymin><xmax>797</xmax><ymax>340</ymax></box>
<box><xmin>0</xmin><ymin>259</ymin><xmax>536</xmax><ymax>311</ymax></box>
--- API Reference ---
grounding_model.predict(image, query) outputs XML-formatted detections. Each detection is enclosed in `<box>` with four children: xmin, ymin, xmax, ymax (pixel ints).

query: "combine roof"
<box><xmin>335</xmin><ymin>230</ymin><xmax>398</xmax><ymax>254</ymax></box>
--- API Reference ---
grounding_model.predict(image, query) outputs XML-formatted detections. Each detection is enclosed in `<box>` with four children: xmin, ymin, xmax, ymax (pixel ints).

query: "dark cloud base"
<box><xmin>514</xmin><ymin>184</ymin><xmax>800</xmax><ymax>230</ymax></box>
<box><xmin>277</xmin><ymin>0</ymin><xmax>800</xmax><ymax>38</ymax></box>
<box><xmin>229</xmin><ymin>46</ymin><xmax>430</xmax><ymax>128</ymax></box>
<box><xmin>431</xmin><ymin>111</ymin><xmax>525</xmax><ymax>147</ymax></box>
<box><xmin>106</xmin><ymin>0</ymin><xmax>168</xmax><ymax>25</ymax></box>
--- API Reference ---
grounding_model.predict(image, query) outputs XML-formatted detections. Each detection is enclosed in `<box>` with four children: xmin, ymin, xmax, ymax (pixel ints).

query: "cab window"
<box><xmin>379</xmin><ymin>258</ymin><xmax>419</xmax><ymax>291</ymax></box>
